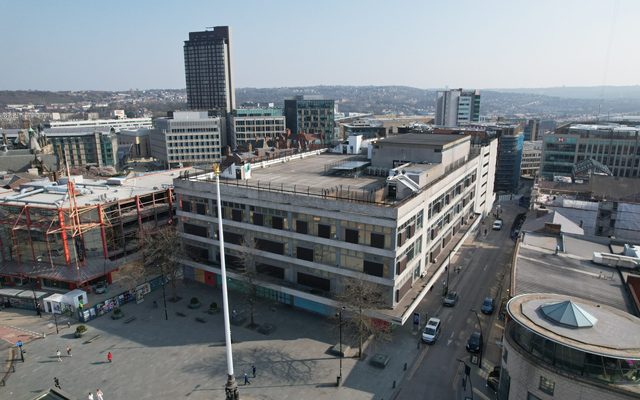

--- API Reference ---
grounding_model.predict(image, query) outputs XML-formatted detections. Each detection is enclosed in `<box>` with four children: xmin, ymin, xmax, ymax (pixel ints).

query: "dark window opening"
<box><xmin>363</xmin><ymin>260</ymin><xmax>384</xmax><ymax>277</ymax></box>
<box><xmin>224</xmin><ymin>231</ymin><xmax>243</xmax><ymax>245</ymax></box>
<box><xmin>195</xmin><ymin>203</ymin><xmax>206</xmax><ymax>215</ymax></box>
<box><xmin>272</xmin><ymin>216</ymin><xmax>284</xmax><ymax>230</ymax></box>
<box><xmin>297</xmin><ymin>272</ymin><xmax>330</xmax><ymax>292</ymax></box>
<box><xmin>253</xmin><ymin>213</ymin><xmax>264</xmax><ymax>226</ymax></box>
<box><xmin>255</xmin><ymin>238</ymin><xmax>284</xmax><ymax>255</ymax></box>
<box><xmin>296</xmin><ymin>247</ymin><xmax>314</xmax><ymax>262</ymax></box>
<box><xmin>370</xmin><ymin>233</ymin><xmax>385</xmax><ymax>249</ymax></box>
<box><xmin>231</xmin><ymin>209</ymin><xmax>243</xmax><ymax>222</ymax></box>
<box><xmin>345</xmin><ymin>228</ymin><xmax>359</xmax><ymax>244</ymax></box>
<box><xmin>296</xmin><ymin>220</ymin><xmax>308</xmax><ymax>234</ymax></box>
<box><xmin>318</xmin><ymin>224</ymin><xmax>331</xmax><ymax>239</ymax></box>
<box><xmin>183</xmin><ymin>223</ymin><xmax>208</xmax><ymax>238</ymax></box>
<box><xmin>182</xmin><ymin>201</ymin><xmax>192</xmax><ymax>212</ymax></box>
<box><xmin>256</xmin><ymin>263</ymin><xmax>284</xmax><ymax>279</ymax></box>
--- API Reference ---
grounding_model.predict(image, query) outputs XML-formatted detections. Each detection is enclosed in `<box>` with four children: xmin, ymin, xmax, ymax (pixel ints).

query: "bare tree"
<box><xmin>237</xmin><ymin>235</ymin><xmax>260</xmax><ymax>329</ymax></box>
<box><xmin>117</xmin><ymin>259</ymin><xmax>147</xmax><ymax>291</ymax></box>
<box><xmin>142</xmin><ymin>225</ymin><xmax>184</xmax><ymax>301</ymax></box>
<box><xmin>336</xmin><ymin>277</ymin><xmax>391</xmax><ymax>358</ymax></box>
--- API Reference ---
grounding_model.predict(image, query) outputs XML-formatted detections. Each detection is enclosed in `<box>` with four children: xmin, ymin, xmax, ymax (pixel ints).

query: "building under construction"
<box><xmin>0</xmin><ymin>169</ymin><xmax>190</xmax><ymax>291</ymax></box>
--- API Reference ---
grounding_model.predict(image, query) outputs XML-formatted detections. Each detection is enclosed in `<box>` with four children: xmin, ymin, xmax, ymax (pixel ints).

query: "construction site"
<box><xmin>0</xmin><ymin>169</ymin><xmax>190</xmax><ymax>293</ymax></box>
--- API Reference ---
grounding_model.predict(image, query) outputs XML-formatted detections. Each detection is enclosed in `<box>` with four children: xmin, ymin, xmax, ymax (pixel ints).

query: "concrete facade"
<box><xmin>232</xmin><ymin>108</ymin><xmax>286</xmax><ymax>146</ymax></box>
<box><xmin>521</xmin><ymin>140</ymin><xmax>542</xmax><ymax>178</ymax></box>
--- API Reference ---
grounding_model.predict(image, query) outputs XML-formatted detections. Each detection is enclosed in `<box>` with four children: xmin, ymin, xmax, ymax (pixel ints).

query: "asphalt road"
<box><xmin>397</xmin><ymin>203</ymin><xmax>521</xmax><ymax>400</ymax></box>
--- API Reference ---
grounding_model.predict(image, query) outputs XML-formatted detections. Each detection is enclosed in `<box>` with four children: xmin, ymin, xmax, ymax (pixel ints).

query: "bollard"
<box><xmin>404</xmin><ymin>362</ymin><xmax>407</xmax><ymax>371</ymax></box>
<box><xmin>392</xmin><ymin>380</ymin><xmax>396</xmax><ymax>389</ymax></box>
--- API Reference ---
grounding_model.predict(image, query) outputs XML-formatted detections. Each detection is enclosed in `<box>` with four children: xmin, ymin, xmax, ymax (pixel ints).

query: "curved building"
<box><xmin>501</xmin><ymin>293</ymin><xmax>640</xmax><ymax>399</ymax></box>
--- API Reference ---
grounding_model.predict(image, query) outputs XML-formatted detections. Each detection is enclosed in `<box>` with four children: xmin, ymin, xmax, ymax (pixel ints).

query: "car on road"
<box><xmin>442</xmin><ymin>291</ymin><xmax>459</xmax><ymax>307</ymax></box>
<box><xmin>481</xmin><ymin>297</ymin><xmax>495</xmax><ymax>314</ymax></box>
<box><xmin>466</xmin><ymin>331</ymin><xmax>483</xmax><ymax>353</ymax></box>
<box><xmin>94</xmin><ymin>281</ymin><xmax>108</xmax><ymax>294</ymax></box>
<box><xmin>421</xmin><ymin>317</ymin><xmax>442</xmax><ymax>344</ymax></box>
<box><xmin>492</xmin><ymin>219</ymin><xmax>503</xmax><ymax>230</ymax></box>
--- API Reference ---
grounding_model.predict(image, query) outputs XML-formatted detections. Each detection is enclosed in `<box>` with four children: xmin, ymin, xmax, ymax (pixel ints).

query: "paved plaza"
<box><xmin>1</xmin><ymin>280</ymin><xmax>424</xmax><ymax>400</ymax></box>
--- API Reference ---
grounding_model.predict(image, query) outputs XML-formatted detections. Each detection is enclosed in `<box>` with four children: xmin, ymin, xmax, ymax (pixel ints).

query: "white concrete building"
<box><xmin>47</xmin><ymin>117</ymin><xmax>152</xmax><ymax>131</ymax></box>
<box><xmin>521</xmin><ymin>140</ymin><xmax>543</xmax><ymax>177</ymax></box>
<box><xmin>150</xmin><ymin>111</ymin><xmax>224</xmax><ymax>168</ymax></box>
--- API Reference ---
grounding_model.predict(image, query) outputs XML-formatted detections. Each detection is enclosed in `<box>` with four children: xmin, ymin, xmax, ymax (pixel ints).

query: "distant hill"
<box><xmin>0</xmin><ymin>90</ymin><xmax>113</xmax><ymax>105</ymax></box>
<box><xmin>494</xmin><ymin>85</ymin><xmax>640</xmax><ymax>100</ymax></box>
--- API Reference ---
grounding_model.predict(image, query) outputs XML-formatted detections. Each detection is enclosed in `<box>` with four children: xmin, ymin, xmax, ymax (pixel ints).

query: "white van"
<box><xmin>422</xmin><ymin>317</ymin><xmax>442</xmax><ymax>344</ymax></box>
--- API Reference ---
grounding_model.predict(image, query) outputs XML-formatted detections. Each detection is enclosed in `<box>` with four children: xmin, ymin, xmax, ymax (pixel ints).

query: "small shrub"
<box><xmin>209</xmin><ymin>302</ymin><xmax>218</xmax><ymax>310</ymax></box>
<box><xmin>76</xmin><ymin>325</ymin><xmax>87</xmax><ymax>333</ymax></box>
<box><xmin>190</xmin><ymin>297</ymin><xmax>199</xmax><ymax>304</ymax></box>
<box><xmin>111</xmin><ymin>307</ymin><xmax>124</xmax><ymax>319</ymax></box>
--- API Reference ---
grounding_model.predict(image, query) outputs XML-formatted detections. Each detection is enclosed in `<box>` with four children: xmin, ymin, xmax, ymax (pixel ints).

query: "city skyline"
<box><xmin>1</xmin><ymin>0</ymin><xmax>638</xmax><ymax>91</ymax></box>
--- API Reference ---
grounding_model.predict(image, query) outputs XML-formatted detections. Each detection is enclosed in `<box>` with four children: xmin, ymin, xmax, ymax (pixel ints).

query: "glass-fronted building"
<box><xmin>495</xmin><ymin>129</ymin><xmax>524</xmax><ymax>193</ymax></box>
<box><xmin>284</xmin><ymin>96</ymin><xmax>335</xmax><ymax>145</ymax></box>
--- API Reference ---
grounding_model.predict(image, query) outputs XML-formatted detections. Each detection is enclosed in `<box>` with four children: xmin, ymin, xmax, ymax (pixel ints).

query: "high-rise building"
<box><xmin>491</xmin><ymin>125</ymin><xmax>524</xmax><ymax>193</ymax></box>
<box><xmin>435</xmin><ymin>89</ymin><xmax>480</xmax><ymax>127</ymax></box>
<box><xmin>523</xmin><ymin>118</ymin><xmax>540</xmax><ymax>141</ymax></box>
<box><xmin>184</xmin><ymin>26</ymin><xmax>235</xmax><ymax>113</ymax></box>
<box><xmin>284</xmin><ymin>96</ymin><xmax>335</xmax><ymax>145</ymax></box>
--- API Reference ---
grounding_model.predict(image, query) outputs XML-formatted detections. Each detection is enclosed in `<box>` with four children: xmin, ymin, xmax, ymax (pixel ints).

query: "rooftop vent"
<box><xmin>538</xmin><ymin>300</ymin><xmax>597</xmax><ymax>328</ymax></box>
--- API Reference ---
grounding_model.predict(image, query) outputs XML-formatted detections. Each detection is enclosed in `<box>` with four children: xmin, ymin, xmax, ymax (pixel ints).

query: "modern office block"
<box><xmin>435</xmin><ymin>89</ymin><xmax>480</xmax><ymax>127</ymax></box>
<box><xmin>284</xmin><ymin>96</ymin><xmax>335</xmax><ymax>145</ymax></box>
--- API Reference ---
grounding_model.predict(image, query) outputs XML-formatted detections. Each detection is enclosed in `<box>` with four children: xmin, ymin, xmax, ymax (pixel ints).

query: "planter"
<box><xmin>188</xmin><ymin>297</ymin><xmax>201</xmax><ymax>309</ymax></box>
<box><xmin>111</xmin><ymin>309</ymin><xmax>124</xmax><ymax>320</ymax></box>
<box><xmin>74</xmin><ymin>325</ymin><xmax>87</xmax><ymax>338</ymax></box>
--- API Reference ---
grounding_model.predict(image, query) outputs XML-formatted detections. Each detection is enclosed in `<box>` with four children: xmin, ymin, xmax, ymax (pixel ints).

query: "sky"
<box><xmin>1</xmin><ymin>0</ymin><xmax>639</xmax><ymax>91</ymax></box>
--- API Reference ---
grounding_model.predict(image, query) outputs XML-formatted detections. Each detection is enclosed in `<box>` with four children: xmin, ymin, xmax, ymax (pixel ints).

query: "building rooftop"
<box><xmin>508</xmin><ymin>293</ymin><xmax>640</xmax><ymax>359</ymax></box>
<box><xmin>379</xmin><ymin>133</ymin><xmax>468</xmax><ymax>147</ymax></box>
<box><xmin>0</xmin><ymin>168</ymin><xmax>193</xmax><ymax>209</ymax></box>
<box><xmin>515</xmin><ymin>232</ymin><xmax>632</xmax><ymax>313</ymax></box>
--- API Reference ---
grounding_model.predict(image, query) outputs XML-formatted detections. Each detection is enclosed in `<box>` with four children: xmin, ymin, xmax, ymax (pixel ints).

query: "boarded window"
<box><xmin>318</xmin><ymin>224</ymin><xmax>331</xmax><ymax>239</ymax></box>
<box><xmin>256</xmin><ymin>263</ymin><xmax>284</xmax><ymax>279</ymax></box>
<box><xmin>183</xmin><ymin>223</ymin><xmax>208</xmax><ymax>238</ymax></box>
<box><xmin>296</xmin><ymin>247</ymin><xmax>314</xmax><ymax>262</ymax></box>
<box><xmin>345</xmin><ymin>228</ymin><xmax>359</xmax><ymax>244</ymax></box>
<box><xmin>253</xmin><ymin>213</ymin><xmax>264</xmax><ymax>226</ymax></box>
<box><xmin>231</xmin><ymin>209</ymin><xmax>243</xmax><ymax>222</ymax></box>
<box><xmin>297</xmin><ymin>272</ymin><xmax>330</xmax><ymax>292</ymax></box>
<box><xmin>296</xmin><ymin>220</ymin><xmax>308</xmax><ymax>234</ymax></box>
<box><xmin>255</xmin><ymin>238</ymin><xmax>284</xmax><ymax>255</ymax></box>
<box><xmin>371</xmin><ymin>233</ymin><xmax>385</xmax><ymax>249</ymax></box>
<box><xmin>272</xmin><ymin>216</ymin><xmax>284</xmax><ymax>230</ymax></box>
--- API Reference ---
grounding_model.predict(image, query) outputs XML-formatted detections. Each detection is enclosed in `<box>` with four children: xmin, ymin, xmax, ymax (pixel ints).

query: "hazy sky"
<box><xmin>1</xmin><ymin>0</ymin><xmax>638</xmax><ymax>91</ymax></box>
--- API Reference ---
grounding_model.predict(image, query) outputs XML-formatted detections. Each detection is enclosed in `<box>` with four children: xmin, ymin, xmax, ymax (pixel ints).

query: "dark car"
<box><xmin>466</xmin><ymin>331</ymin><xmax>483</xmax><ymax>353</ymax></box>
<box><xmin>481</xmin><ymin>297</ymin><xmax>495</xmax><ymax>314</ymax></box>
<box><xmin>442</xmin><ymin>291</ymin><xmax>459</xmax><ymax>307</ymax></box>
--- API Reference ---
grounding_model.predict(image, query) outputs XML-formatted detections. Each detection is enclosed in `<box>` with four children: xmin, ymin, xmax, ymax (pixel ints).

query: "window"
<box><xmin>539</xmin><ymin>376</ymin><xmax>555</xmax><ymax>396</ymax></box>
<box><xmin>255</xmin><ymin>238</ymin><xmax>284</xmax><ymax>255</ymax></box>
<box><xmin>195</xmin><ymin>203</ymin><xmax>206</xmax><ymax>215</ymax></box>
<box><xmin>183</xmin><ymin>223</ymin><xmax>208</xmax><ymax>238</ymax></box>
<box><xmin>363</xmin><ymin>260</ymin><xmax>384</xmax><ymax>277</ymax></box>
<box><xmin>296</xmin><ymin>220</ymin><xmax>308</xmax><ymax>234</ymax></box>
<box><xmin>370</xmin><ymin>233</ymin><xmax>385</xmax><ymax>249</ymax></box>
<box><xmin>345</xmin><ymin>228</ymin><xmax>359</xmax><ymax>244</ymax></box>
<box><xmin>231</xmin><ymin>209</ymin><xmax>243</xmax><ymax>222</ymax></box>
<box><xmin>182</xmin><ymin>201</ymin><xmax>192</xmax><ymax>213</ymax></box>
<box><xmin>296</xmin><ymin>247</ymin><xmax>314</xmax><ymax>262</ymax></box>
<box><xmin>297</xmin><ymin>272</ymin><xmax>330</xmax><ymax>292</ymax></box>
<box><xmin>253</xmin><ymin>213</ymin><xmax>264</xmax><ymax>226</ymax></box>
<box><xmin>318</xmin><ymin>224</ymin><xmax>331</xmax><ymax>239</ymax></box>
<box><xmin>272</xmin><ymin>216</ymin><xmax>284</xmax><ymax>230</ymax></box>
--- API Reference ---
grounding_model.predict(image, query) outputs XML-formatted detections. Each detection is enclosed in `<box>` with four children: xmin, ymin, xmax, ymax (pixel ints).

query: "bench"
<box><xmin>84</xmin><ymin>334</ymin><xmax>101</xmax><ymax>344</ymax></box>
<box><xmin>124</xmin><ymin>317</ymin><xmax>136</xmax><ymax>324</ymax></box>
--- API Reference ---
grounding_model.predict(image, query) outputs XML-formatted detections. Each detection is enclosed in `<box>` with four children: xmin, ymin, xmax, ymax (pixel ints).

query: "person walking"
<box><xmin>106</xmin><ymin>351</ymin><xmax>112</xmax><ymax>363</ymax></box>
<box><xmin>54</xmin><ymin>377</ymin><xmax>61</xmax><ymax>389</ymax></box>
<box><xmin>56</xmin><ymin>349</ymin><xmax>62</xmax><ymax>362</ymax></box>
<box><xmin>66</xmin><ymin>346</ymin><xmax>72</xmax><ymax>357</ymax></box>
<box><xmin>252</xmin><ymin>364</ymin><xmax>256</xmax><ymax>378</ymax></box>
<box><xmin>243</xmin><ymin>372</ymin><xmax>250</xmax><ymax>385</ymax></box>
<box><xmin>87</xmin><ymin>393</ymin><xmax>94</xmax><ymax>400</ymax></box>
<box><xmin>96</xmin><ymin>388</ymin><xmax>104</xmax><ymax>400</ymax></box>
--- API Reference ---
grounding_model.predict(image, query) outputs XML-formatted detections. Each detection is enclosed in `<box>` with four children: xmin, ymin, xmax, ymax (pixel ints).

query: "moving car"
<box><xmin>492</xmin><ymin>219</ymin><xmax>503</xmax><ymax>230</ymax></box>
<box><xmin>421</xmin><ymin>317</ymin><xmax>442</xmax><ymax>344</ymax></box>
<box><xmin>466</xmin><ymin>331</ymin><xmax>483</xmax><ymax>353</ymax></box>
<box><xmin>442</xmin><ymin>291</ymin><xmax>459</xmax><ymax>307</ymax></box>
<box><xmin>481</xmin><ymin>297</ymin><xmax>495</xmax><ymax>314</ymax></box>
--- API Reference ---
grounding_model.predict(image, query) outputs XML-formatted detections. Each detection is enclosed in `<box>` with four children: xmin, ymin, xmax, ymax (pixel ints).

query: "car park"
<box><xmin>442</xmin><ymin>291</ymin><xmax>459</xmax><ymax>307</ymax></box>
<box><xmin>492</xmin><ymin>219</ymin><xmax>503</xmax><ymax>230</ymax></box>
<box><xmin>421</xmin><ymin>317</ymin><xmax>442</xmax><ymax>344</ymax></box>
<box><xmin>481</xmin><ymin>297</ymin><xmax>495</xmax><ymax>314</ymax></box>
<box><xmin>466</xmin><ymin>331</ymin><xmax>483</xmax><ymax>353</ymax></box>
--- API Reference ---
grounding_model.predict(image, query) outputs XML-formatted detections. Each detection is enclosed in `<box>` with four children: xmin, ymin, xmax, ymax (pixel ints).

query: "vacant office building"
<box><xmin>184</xmin><ymin>26</ymin><xmax>235</xmax><ymax>113</ymax></box>
<box><xmin>284</xmin><ymin>96</ymin><xmax>335</xmax><ymax>145</ymax></box>
<box><xmin>174</xmin><ymin>134</ymin><xmax>497</xmax><ymax>324</ymax></box>
<box><xmin>232</xmin><ymin>108</ymin><xmax>286</xmax><ymax>146</ymax></box>
<box><xmin>435</xmin><ymin>89</ymin><xmax>481</xmax><ymax>127</ymax></box>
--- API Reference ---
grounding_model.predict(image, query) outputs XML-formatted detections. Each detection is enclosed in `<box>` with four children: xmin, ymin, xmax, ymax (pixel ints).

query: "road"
<box><xmin>397</xmin><ymin>203</ymin><xmax>522</xmax><ymax>400</ymax></box>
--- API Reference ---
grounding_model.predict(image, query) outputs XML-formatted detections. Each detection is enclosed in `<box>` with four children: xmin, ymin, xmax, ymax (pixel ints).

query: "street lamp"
<box><xmin>470</xmin><ymin>309</ymin><xmax>484</xmax><ymax>368</ymax></box>
<box><xmin>214</xmin><ymin>163</ymin><xmax>239</xmax><ymax>400</ymax></box>
<box><xmin>336</xmin><ymin>306</ymin><xmax>345</xmax><ymax>387</ymax></box>
<box><xmin>160</xmin><ymin>270</ymin><xmax>168</xmax><ymax>321</ymax></box>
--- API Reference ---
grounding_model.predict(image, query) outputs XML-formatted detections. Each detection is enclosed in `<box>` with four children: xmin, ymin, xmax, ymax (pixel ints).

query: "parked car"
<box><xmin>442</xmin><ymin>291</ymin><xmax>459</xmax><ymax>307</ymax></box>
<box><xmin>481</xmin><ymin>297</ymin><xmax>495</xmax><ymax>314</ymax></box>
<box><xmin>421</xmin><ymin>317</ymin><xmax>442</xmax><ymax>344</ymax></box>
<box><xmin>466</xmin><ymin>331</ymin><xmax>483</xmax><ymax>353</ymax></box>
<box><xmin>94</xmin><ymin>281</ymin><xmax>107</xmax><ymax>294</ymax></box>
<box><xmin>492</xmin><ymin>219</ymin><xmax>503</xmax><ymax>230</ymax></box>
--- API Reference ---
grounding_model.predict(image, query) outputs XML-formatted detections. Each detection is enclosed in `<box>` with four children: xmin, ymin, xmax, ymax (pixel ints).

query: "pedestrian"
<box><xmin>252</xmin><ymin>364</ymin><xmax>256</xmax><ymax>378</ymax></box>
<box><xmin>232</xmin><ymin>309</ymin><xmax>237</xmax><ymax>318</ymax></box>
<box><xmin>54</xmin><ymin>377</ymin><xmax>61</xmax><ymax>389</ymax></box>
<box><xmin>96</xmin><ymin>388</ymin><xmax>104</xmax><ymax>400</ymax></box>
<box><xmin>66</xmin><ymin>346</ymin><xmax>72</xmax><ymax>357</ymax></box>
<box><xmin>244</xmin><ymin>372</ymin><xmax>250</xmax><ymax>385</ymax></box>
<box><xmin>107</xmin><ymin>351</ymin><xmax>112</xmax><ymax>363</ymax></box>
<box><xmin>88</xmin><ymin>393</ymin><xmax>94</xmax><ymax>400</ymax></box>
<box><xmin>67</xmin><ymin>321</ymin><xmax>71</xmax><ymax>329</ymax></box>
<box><xmin>56</xmin><ymin>349</ymin><xmax>62</xmax><ymax>362</ymax></box>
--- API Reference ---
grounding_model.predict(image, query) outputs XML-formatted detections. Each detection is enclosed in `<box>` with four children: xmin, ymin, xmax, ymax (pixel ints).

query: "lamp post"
<box><xmin>214</xmin><ymin>163</ymin><xmax>239</xmax><ymax>400</ymax></box>
<box><xmin>336</xmin><ymin>306</ymin><xmax>345</xmax><ymax>387</ymax></box>
<box><xmin>470</xmin><ymin>309</ymin><xmax>483</xmax><ymax>368</ymax></box>
<box><xmin>160</xmin><ymin>270</ymin><xmax>168</xmax><ymax>321</ymax></box>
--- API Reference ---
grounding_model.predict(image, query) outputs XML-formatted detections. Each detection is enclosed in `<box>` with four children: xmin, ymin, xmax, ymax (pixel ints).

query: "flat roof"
<box><xmin>378</xmin><ymin>133</ymin><xmax>468</xmax><ymax>147</ymax></box>
<box><xmin>508</xmin><ymin>293</ymin><xmax>640</xmax><ymax>359</ymax></box>
<box><xmin>515</xmin><ymin>233</ymin><xmax>632</xmax><ymax>312</ymax></box>
<box><xmin>0</xmin><ymin>168</ymin><xmax>193</xmax><ymax>208</ymax></box>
